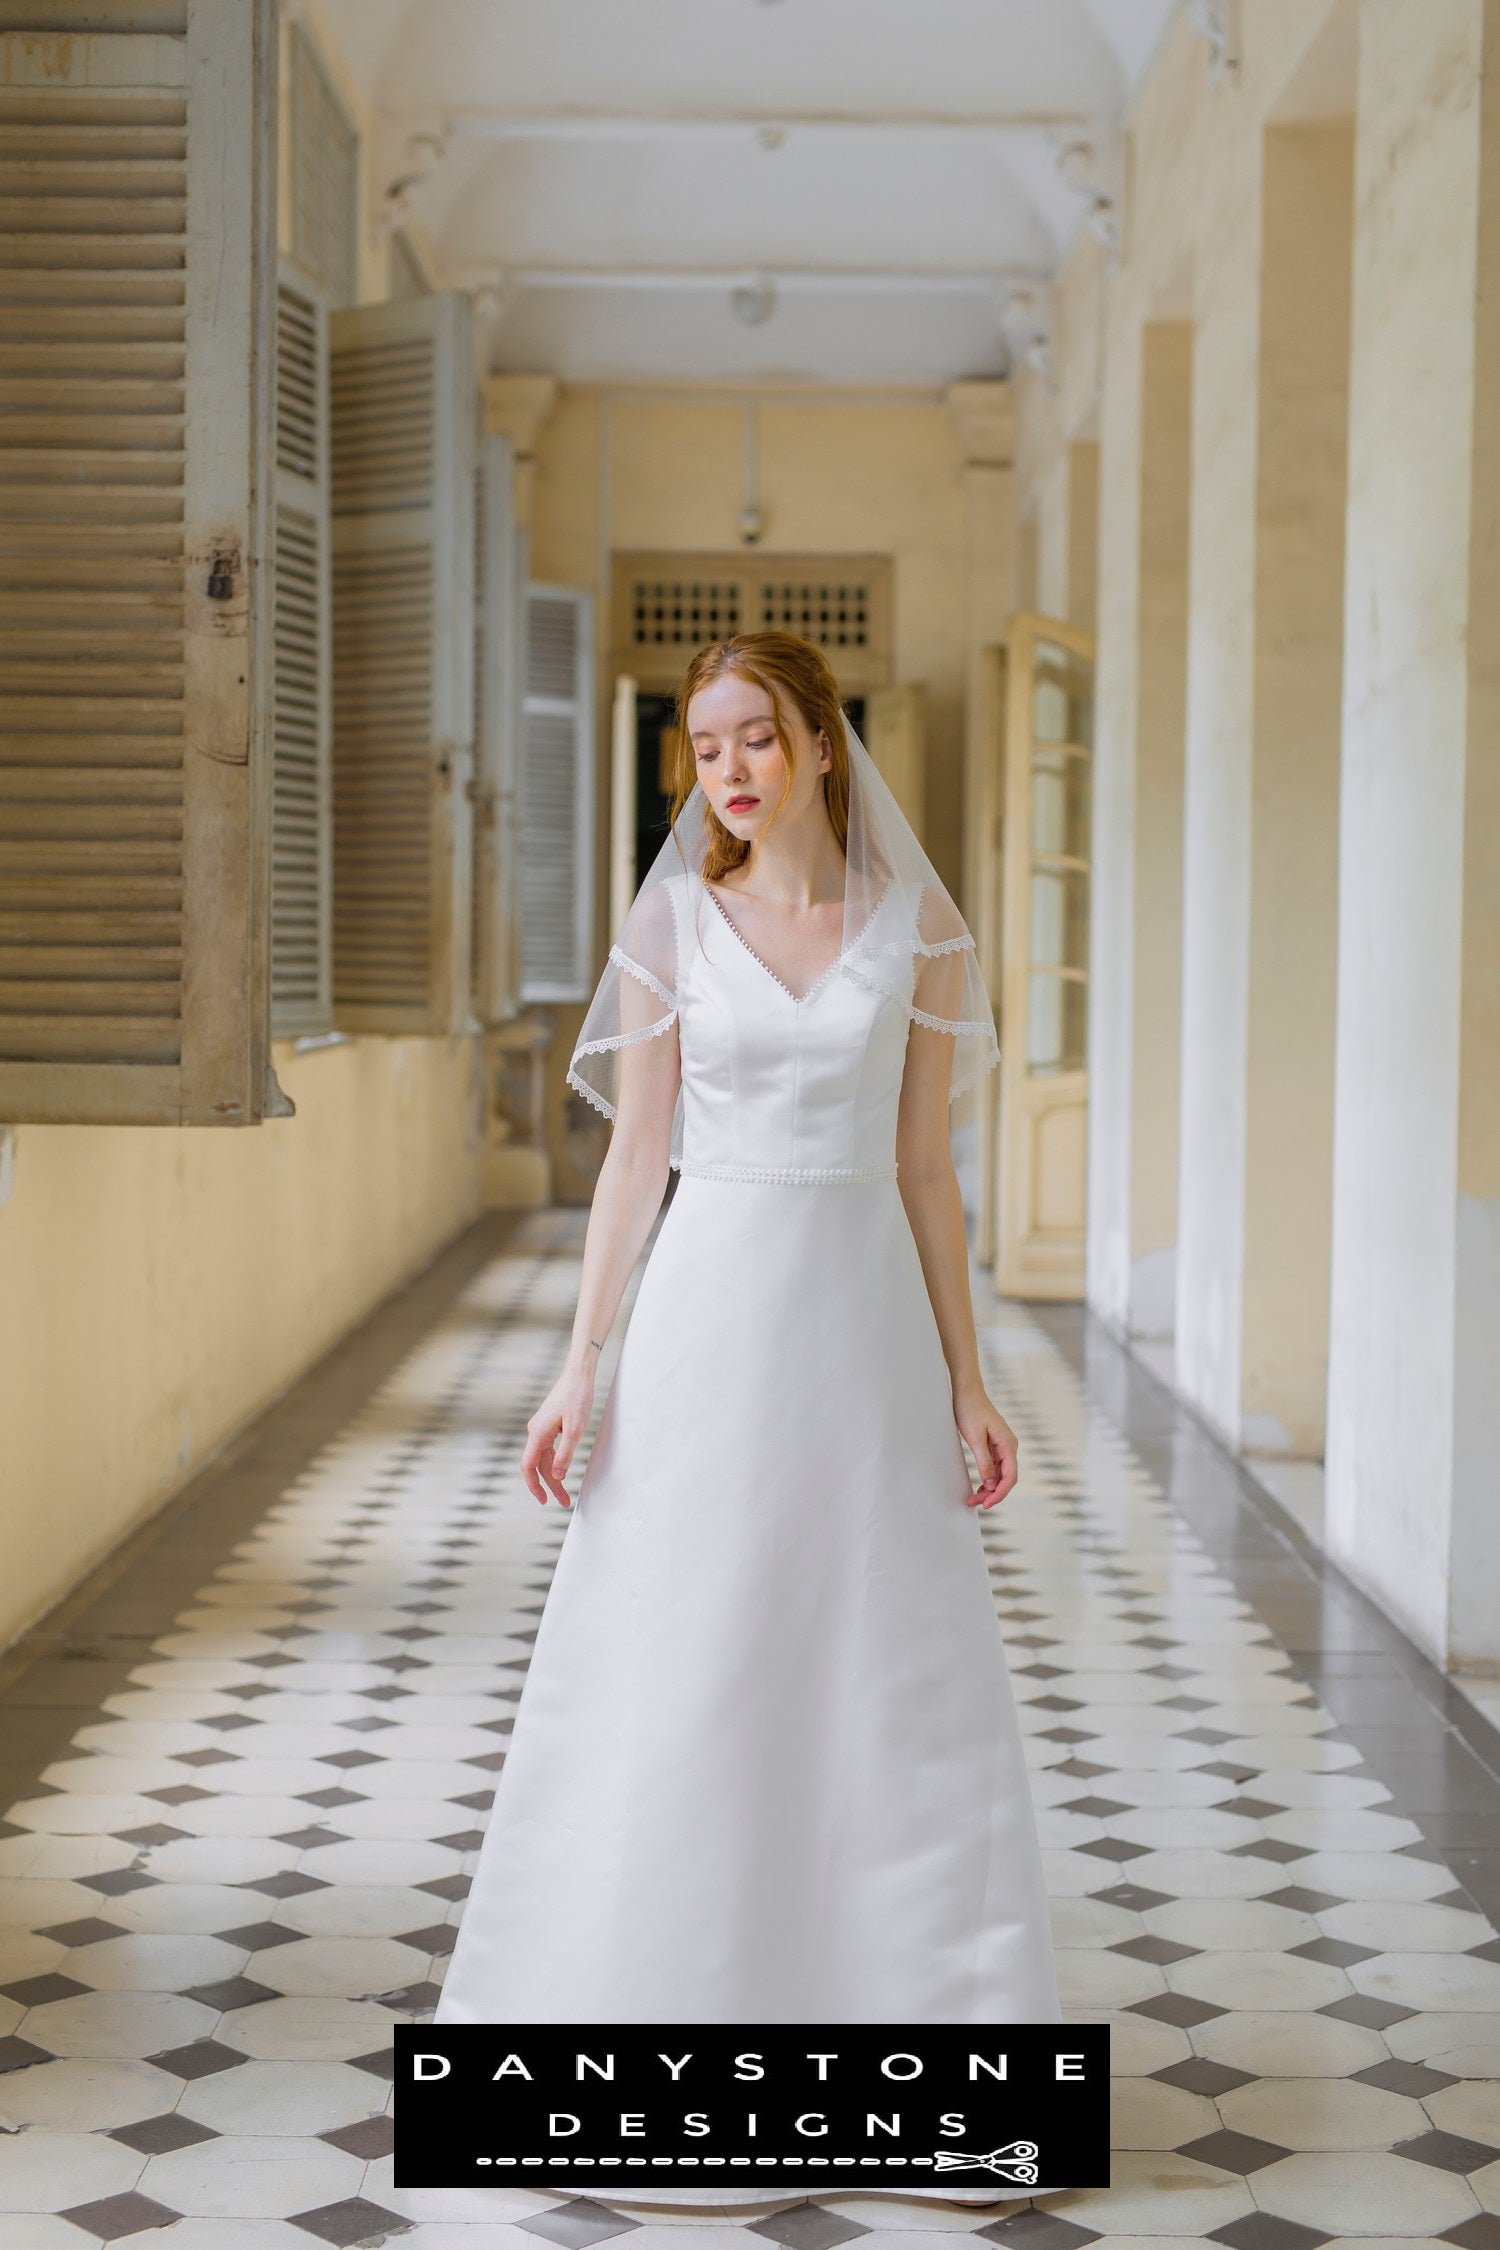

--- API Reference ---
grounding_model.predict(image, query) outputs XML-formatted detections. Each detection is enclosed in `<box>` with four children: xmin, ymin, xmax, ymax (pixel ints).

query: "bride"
<box><xmin>434</xmin><ymin>630</ymin><xmax>1059</xmax><ymax>2200</ymax></box>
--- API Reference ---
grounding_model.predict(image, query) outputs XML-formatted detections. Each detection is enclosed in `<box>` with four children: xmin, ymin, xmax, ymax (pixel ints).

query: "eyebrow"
<box><xmin>689</xmin><ymin>718</ymin><xmax>775</xmax><ymax>743</ymax></box>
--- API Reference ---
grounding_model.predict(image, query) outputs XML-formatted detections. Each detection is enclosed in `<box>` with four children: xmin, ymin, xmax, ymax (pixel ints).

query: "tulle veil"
<box><xmin>567</xmin><ymin>715</ymin><xmax>999</xmax><ymax>1166</ymax></box>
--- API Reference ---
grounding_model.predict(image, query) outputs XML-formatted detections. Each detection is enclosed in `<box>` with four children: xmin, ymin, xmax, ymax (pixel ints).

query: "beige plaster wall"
<box><xmin>0</xmin><ymin>1036</ymin><xmax>482</xmax><ymax>1653</ymax></box>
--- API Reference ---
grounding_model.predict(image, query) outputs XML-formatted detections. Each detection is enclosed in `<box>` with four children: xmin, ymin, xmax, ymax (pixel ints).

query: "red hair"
<box><xmin>670</xmin><ymin>631</ymin><xmax>851</xmax><ymax>882</ymax></box>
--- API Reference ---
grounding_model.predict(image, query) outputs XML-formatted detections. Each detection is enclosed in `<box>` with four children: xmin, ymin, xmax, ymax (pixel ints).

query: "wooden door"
<box><xmin>974</xmin><ymin>643</ymin><xmax>1008</xmax><ymax>1269</ymax></box>
<box><xmin>995</xmin><ymin>615</ymin><xmax>1094</xmax><ymax>1299</ymax></box>
<box><xmin>609</xmin><ymin>673</ymin><xmax>638</xmax><ymax>942</ymax></box>
<box><xmin>864</xmin><ymin>683</ymin><xmax>926</xmax><ymax>833</ymax></box>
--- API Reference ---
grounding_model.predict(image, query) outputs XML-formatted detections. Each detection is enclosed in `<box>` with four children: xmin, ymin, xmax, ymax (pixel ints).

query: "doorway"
<box><xmin>629</xmin><ymin>690</ymin><xmax>868</xmax><ymax>898</ymax></box>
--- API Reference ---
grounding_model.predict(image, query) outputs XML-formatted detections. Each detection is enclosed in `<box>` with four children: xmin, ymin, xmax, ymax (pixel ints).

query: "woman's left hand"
<box><xmin>953</xmin><ymin>1386</ymin><xmax>1019</xmax><ymax>1510</ymax></box>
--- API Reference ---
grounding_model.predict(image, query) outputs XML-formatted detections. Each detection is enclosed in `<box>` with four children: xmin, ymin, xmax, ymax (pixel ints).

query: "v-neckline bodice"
<box><xmin>700</xmin><ymin>880</ymin><xmax>850</xmax><ymax>1007</ymax></box>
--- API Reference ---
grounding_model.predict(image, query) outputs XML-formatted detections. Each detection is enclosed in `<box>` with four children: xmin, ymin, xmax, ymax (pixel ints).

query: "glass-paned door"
<box><xmin>994</xmin><ymin>614</ymin><xmax>1095</xmax><ymax>1298</ymax></box>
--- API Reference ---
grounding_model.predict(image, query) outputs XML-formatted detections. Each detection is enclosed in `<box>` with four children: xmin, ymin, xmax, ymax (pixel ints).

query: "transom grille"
<box><xmin>613</xmin><ymin>553</ymin><xmax>891</xmax><ymax>691</ymax></box>
<box><xmin>759</xmin><ymin>579</ymin><xmax>871</xmax><ymax>648</ymax></box>
<box><xmin>630</xmin><ymin>581</ymin><xmax>742</xmax><ymax>649</ymax></box>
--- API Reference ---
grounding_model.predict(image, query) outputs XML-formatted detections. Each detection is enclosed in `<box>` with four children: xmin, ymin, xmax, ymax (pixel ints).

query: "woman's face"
<box><xmin>685</xmin><ymin>669</ymin><xmax>831</xmax><ymax>848</ymax></box>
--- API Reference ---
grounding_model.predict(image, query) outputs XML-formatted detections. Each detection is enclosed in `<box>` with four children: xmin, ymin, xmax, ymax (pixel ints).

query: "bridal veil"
<box><xmin>567</xmin><ymin>713</ymin><xmax>999</xmax><ymax>1162</ymax></box>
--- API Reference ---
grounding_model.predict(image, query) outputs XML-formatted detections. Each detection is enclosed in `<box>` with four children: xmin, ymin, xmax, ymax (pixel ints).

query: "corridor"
<box><xmin>0</xmin><ymin>1215</ymin><xmax>1497</xmax><ymax>2245</ymax></box>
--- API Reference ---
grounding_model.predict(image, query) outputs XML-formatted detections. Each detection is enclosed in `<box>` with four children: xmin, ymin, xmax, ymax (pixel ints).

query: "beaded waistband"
<box><xmin>672</xmin><ymin>1158</ymin><xmax>899</xmax><ymax>1187</ymax></box>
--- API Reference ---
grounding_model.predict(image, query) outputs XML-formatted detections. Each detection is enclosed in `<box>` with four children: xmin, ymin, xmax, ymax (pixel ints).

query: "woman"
<box><xmin>434</xmin><ymin>632</ymin><xmax>1059</xmax><ymax>2201</ymax></box>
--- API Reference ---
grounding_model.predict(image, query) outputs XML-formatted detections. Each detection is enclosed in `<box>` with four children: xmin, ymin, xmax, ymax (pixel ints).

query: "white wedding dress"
<box><xmin>435</xmin><ymin>868</ymin><xmax>1059</xmax><ymax>2197</ymax></box>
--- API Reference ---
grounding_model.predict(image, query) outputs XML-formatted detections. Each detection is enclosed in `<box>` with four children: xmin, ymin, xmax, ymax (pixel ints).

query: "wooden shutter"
<box><xmin>470</xmin><ymin>429</ymin><xmax>522</xmax><ymax>1025</ymax></box>
<box><xmin>519</xmin><ymin>585</ymin><xmax>594</xmax><ymax>1005</ymax></box>
<box><xmin>287</xmin><ymin>21</ymin><xmax>357</xmax><ymax>310</ymax></box>
<box><xmin>270</xmin><ymin>264</ymin><xmax>331</xmax><ymax>1035</ymax></box>
<box><xmin>329</xmin><ymin>291</ymin><xmax>476</xmax><ymax>1033</ymax></box>
<box><xmin>0</xmin><ymin>0</ymin><xmax>278</xmax><ymax>1126</ymax></box>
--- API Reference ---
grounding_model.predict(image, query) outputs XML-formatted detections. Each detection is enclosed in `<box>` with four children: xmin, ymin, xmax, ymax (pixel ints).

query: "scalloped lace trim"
<box><xmin>567</xmin><ymin>1009</ymin><xmax>680</xmax><ymax>1121</ymax></box>
<box><xmin>610</xmin><ymin>945</ymin><xmax>675</xmax><ymax>1007</ymax></box>
<box><xmin>566</xmin><ymin>1068</ymin><xmax>617</xmax><ymax>1120</ymax></box>
<box><xmin>851</xmin><ymin>928</ymin><xmax>976</xmax><ymax>962</ymax></box>
<box><xmin>673</xmin><ymin>1158</ymin><xmax>899</xmax><ymax>1186</ymax></box>
<box><xmin>910</xmin><ymin>1006</ymin><xmax>996</xmax><ymax>1037</ymax></box>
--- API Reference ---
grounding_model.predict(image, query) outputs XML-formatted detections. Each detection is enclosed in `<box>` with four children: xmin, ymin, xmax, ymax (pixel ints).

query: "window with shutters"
<box><xmin>288</xmin><ymin>22</ymin><xmax>358</xmax><ymax>310</ymax></box>
<box><xmin>0</xmin><ymin>0</ymin><xmax>278</xmax><ymax>1127</ymax></box>
<box><xmin>270</xmin><ymin>266</ymin><xmax>332</xmax><ymax>1036</ymax></box>
<box><xmin>329</xmin><ymin>291</ymin><xmax>476</xmax><ymax>1035</ymax></box>
<box><xmin>471</xmin><ymin>433</ymin><xmax>523</xmax><ymax>1025</ymax></box>
<box><xmin>611</xmin><ymin>553</ymin><xmax>892</xmax><ymax>694</ymax></box>
<box><xmin>519</xmin><ymin>587</ymin><xmax>594</xmax><ymax>1005</ymax></box>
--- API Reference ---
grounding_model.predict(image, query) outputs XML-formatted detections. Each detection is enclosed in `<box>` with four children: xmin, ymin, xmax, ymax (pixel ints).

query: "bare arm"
<box><xmin>896</xmin><ymin>976</ymin><xmax>1018</xmax><ymax>1511</ymax></box>
<box><xmin>521</xmin><ymin>1001</ymin><xmax>681</xmax><ymax>1507</ymax></box>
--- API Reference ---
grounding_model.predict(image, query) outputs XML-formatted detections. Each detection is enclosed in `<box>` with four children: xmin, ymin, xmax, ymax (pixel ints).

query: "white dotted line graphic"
<box><xmin>475</xmin><ymin>2155</ymin><xmax>975</xmax><ymax>2169</ymax></box>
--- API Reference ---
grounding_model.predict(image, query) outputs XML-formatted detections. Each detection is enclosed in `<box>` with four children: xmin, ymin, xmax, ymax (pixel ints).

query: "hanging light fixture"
<box><xmin>730</xmin><ymin>274</ymin><xmax>778</xmax><ymax>327</ymax></box>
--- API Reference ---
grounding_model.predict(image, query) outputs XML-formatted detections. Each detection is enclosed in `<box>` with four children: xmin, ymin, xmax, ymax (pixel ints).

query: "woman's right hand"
<box><xmin>522</xmin><ymin>1356</ymin><xmax>597</xmax><ymax>1507</ymax></box>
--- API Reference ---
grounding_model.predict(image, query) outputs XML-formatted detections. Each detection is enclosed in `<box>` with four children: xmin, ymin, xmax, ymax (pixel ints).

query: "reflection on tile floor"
<box><xmin>0</xmin><ymin>1207</ymin><xmax>1498</xmax><ymax>2246</ymax></box>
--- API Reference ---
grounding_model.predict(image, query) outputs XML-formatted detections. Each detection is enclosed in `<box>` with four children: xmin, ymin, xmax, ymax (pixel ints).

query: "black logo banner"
<box><xmin>395</xmin><ymin>2026</ymin><xmax>1110</xmax><ymax>2193</ymax></box>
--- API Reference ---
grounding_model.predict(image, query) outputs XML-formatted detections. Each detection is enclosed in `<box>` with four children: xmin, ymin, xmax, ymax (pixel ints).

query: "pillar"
<box><xmin>1239</xmin><ymin>123</ymin><xmax>1354</xmax><ymax>1458</ymax></box>
<box><xmin>1326</xmin><ymin>0</ymin><xmax>1500</xmax><ymax>1668</ymax></box>
<box><xmin>944</xmin><ymin>381</ymin><xmax>1016</xmax><ymax>1260</ymax></box>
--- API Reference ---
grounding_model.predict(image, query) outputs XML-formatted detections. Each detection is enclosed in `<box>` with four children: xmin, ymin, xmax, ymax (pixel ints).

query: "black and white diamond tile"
<box><xmin>0</xmin><ymin>1210</ymin><xmax>1496</xmax><ymax>2245</ymax></box>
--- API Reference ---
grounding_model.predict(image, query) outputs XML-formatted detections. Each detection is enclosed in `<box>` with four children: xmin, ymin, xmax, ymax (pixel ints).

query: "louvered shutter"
<box><xmin>270</xmin><ymin>265</ymin><xmax>331</xmax><ymax>1035</ymax></box>
<box><xmin>0</xmin><ymin>0</ymin><xmax>278</xmax><ymax>1126</ymax></box>
<box><xmin>329</xmin><ymin>291</ymin><xmax>477</xmax><ymax>1033</ymax></box>
<box><xmin>470</xmin><ymin>430</ymin><xmax>522</xmax><ymax>1024</ymax></box>
<box><xmin>288</xmin><ymin>22</ymin><xmax>357</xmax><ymax>310</ymax></box>
<box><xmin>519</xmin><ymin>585</ymin><xmax>594</xmax><ymax>1005</ymax></box>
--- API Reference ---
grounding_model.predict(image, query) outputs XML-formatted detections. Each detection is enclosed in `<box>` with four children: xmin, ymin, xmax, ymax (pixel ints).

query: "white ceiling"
<box><xmin>318</xmin><ymin>0</ymin><xmax>1179</xmax><ymax>388</ymax></box>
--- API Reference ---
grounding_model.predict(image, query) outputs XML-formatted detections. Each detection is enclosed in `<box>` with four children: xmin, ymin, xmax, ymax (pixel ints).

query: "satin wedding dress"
<box><xmin>434</xmin><ymin>866</ymin><xmax>1060</xmax><ymax>2198</ymax></box>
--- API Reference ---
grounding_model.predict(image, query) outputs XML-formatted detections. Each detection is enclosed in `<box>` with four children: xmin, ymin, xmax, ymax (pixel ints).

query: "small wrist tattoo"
<box><xmin>585</xmin><ymin>1336</ymin><xmax>606</xmax><ymax>1354</ymax></box>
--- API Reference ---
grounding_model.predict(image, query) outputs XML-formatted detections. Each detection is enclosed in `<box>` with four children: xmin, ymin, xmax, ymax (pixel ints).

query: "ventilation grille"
<box><xmin>759</xmin><ymin>579</ymin><xmax>871</xmax><ymax>647</ymax></box>
<box><xmin>331</xmin><ymin>542</ymin><xmax>433</xmax><ymax>1010</ymax></box>
<box><xmin>330</xmin><ymin>335</ymin><xmax>435</xmax><ymax>513</ymax></box>
<box><xmin>289</xmin><ymin>24</ymin><xmax>357</xmax><ymax>309</ymax></box>
<box><xmin>629</xmin><ymin>580</ymin><xmax>742</xmax><ymax>649</ymax></box>
<box><xmin>0</xmin><ymin>76</ymin><xmax>188</xmax><ymax>1065</ymax></box>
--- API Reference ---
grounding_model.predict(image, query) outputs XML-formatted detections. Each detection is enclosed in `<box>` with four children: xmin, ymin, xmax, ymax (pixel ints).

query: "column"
<box><xmin>1326</xmin><ymin>0</ymin><xmax>1500</xmax><ymax>1668</ymax></box>
<box><xmin>1240</xmin><ymin>122</ymin><xmax>1354</xmax><ymax>1458</ymax></box>
<box><xmin>944</xmin><ymin>381</ymin><xmax>1016</xmax><ymax>1263</ymax></box>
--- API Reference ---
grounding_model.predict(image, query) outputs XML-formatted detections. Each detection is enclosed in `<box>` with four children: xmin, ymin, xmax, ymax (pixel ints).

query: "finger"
<box><xmin>981</xmin><ymin>1449</ymin><xmax>1019</xmax><ymax>1508</ymax></box>
<box><xmin>553</xmin><ymin>1420</ymin><xmax>581</xmax><ymax>1478</ymax></box>
<box><xmin>538</xmin><ymin>1444</ymin><xmax>573</xmax><ymax>1509</ymax></box>
<box><xmin>520</xmin><ymin>1436</ymin><xmax>549</xmax><ymax>1505</ymax></box>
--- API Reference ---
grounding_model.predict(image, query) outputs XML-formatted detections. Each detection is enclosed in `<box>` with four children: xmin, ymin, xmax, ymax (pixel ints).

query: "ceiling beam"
<box><xmin>399</xmin><ymin>106</ymin><xmax>1102</xmax><ymax>143</ymax></box>
<box><xmin>452</xmin><ymin>263</ymin><xmax>1047</xmax><ymax>295</ymax></box>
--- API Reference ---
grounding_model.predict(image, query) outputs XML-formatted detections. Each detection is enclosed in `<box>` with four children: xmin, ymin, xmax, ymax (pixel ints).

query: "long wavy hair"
<box><xmin>670</xmin><ymin>631</ymin><xmax>852</xmax><ymax>884</ymax></box>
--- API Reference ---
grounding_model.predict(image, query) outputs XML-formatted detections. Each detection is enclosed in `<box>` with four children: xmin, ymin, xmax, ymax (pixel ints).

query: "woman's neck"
<box><xmin>724</xmin><ymin>804</ymin><xmax>845</xmax><ymax>909</ymax></box>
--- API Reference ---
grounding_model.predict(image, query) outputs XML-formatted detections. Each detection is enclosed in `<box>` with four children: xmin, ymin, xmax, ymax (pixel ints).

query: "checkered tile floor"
<box><xmin>1</xmin><ymin>1207</ymin><xmax>1498</xmax><ymax>2247</ymax></box>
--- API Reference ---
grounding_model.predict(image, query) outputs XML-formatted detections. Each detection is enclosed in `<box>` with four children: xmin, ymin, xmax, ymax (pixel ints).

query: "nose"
<box><xmin>722</xmin><ymin>741</ymin><xmax>749</xmax><ymax>785</ymax></box>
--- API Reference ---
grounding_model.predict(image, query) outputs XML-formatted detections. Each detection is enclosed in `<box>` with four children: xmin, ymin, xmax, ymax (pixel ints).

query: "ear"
<box><xmin>815</xmin><ymin>730</ymin><xmax>833</xmax><ymax>772</ymax></box>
